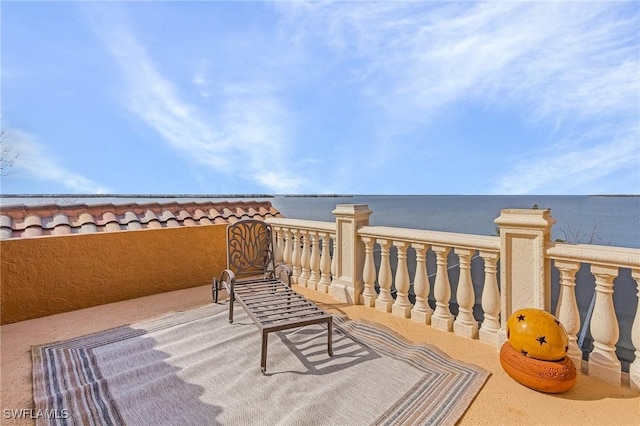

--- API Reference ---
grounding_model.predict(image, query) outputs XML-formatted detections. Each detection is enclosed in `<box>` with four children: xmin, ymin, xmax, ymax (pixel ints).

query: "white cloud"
<box><xmin>277</xmin><ymin>1</ymin><xmax>639</xmax><ymax>194</ymax></box>
<box><xmin>3</xmin><ymin>129</ymin><xmax>110</xmax><ymax>193</ymax></box>
<box><xmin>492</xmin><ymin>134</ymin><xmax>640</xmax><ymax>194</ymax></box>
<box><xmin>85</xmin><ymin>5</ymin><xmax>307</xmax><ymax>193</ymax></box>
<box><xmin>294</xmin><ymin>2</ymin><xmax>636</xmax><ymax>121</ymax></box>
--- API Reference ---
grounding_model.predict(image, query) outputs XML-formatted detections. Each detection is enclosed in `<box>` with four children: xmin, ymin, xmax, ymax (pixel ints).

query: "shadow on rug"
<box><xmin>33</xmin><ymin>303</ymin><xmax>489</xmax><ymax>425</ymax></box>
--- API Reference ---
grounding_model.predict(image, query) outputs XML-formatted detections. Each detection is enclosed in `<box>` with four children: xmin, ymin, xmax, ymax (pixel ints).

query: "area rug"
<box><xmin>33</xmin><ymin>303</ymin><xmax>489</xmax><ymax>426</ymax></box>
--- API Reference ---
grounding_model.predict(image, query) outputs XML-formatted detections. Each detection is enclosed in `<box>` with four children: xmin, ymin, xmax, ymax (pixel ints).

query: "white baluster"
<box><xmin>588</xmin><ymin>264</ymin><xmax>621</xmax><ymax>385</ymax></box>
<box><xmin>330</xmin><ymin>234</ymin><xmax>337</xmax><ymax>285</ymax></box>
<box><xmin>299</xmin><ymin>230</ymin><xmax>310</xmax><ymax>287</ymax></box>
<box><xmin>431</xmin><ymin>245</ymin><xmax>454</xmax><ymax>331</ymax></box>
<box><xmin>629</xmin><ymin>269</ymin><xmax>640</xmax><ymax>391</ymax></box>
<box><xmin>375</xmin><ymin>239</ymin><xmax>394</xmax><ymax>312</ymax></box>
<box><xmin>283</xmin><ymin>229</ymin><xmax>292</xmax><ymax>270</ymax></box>
<box><xmin>453</xmin><ymin>248</ymin><xmax>478</xmax><ymax>338</ymax></box>
<box><xmin>291</xmin><ymin>229</ymin><xmax>301</xmax><ymax>284</ymax></box>
<box><xmin>554</xmin><ymin>260</ymin><xmax>582</xmax><ymax>370</ymax></box>
<box><xmin>317</xmin><ymin>232</ymin><xmax>332</xmax><ymax>293</ymax></box>
<box><xmin>411</xmin><ymin>243</ymin><xmax>432</xmax><ymax>324</ymax></box>
<box><xmin>308</xmin><ymin>231</ymin><xmax>320</xmax><ymax>290</ymax></box>
<box><xmin>361</xmin><ymin>237</ymin><xmax>377</xmax><ymax>307</ymax></box>
<box><xmin>479</xmin><ymin>251</ymin><xmax>500</xmax><ymax>345</ymax></box>
<box><xmin>392</xmin><ymin>241</ymin><xmax>412</xmax><ymax>318</ymax></box>
<box><xmin>273</xmin><ymin>226</ymin><xmax>284</xmax><ymax>265</ymax></box>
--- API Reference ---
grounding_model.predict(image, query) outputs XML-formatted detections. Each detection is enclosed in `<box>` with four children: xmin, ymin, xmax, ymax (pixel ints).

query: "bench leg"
<box><xmin>212</xmin><ymin>278</ymin><xmax>220</xmax><ymax>303</ymax></box>
<box><xmin>327</xmin><ymin>319</ymin><xmax>333</xmax><ymax>357</ymax></box>
<box><xmin>261</xmin><ymin>330</ymin><xmax>269</xmax><ymax>374</ymax></box>
<box><xmin>228</xmin><ymin>291</ymin><xmax>234</xmax><ymax>324</ymax></box>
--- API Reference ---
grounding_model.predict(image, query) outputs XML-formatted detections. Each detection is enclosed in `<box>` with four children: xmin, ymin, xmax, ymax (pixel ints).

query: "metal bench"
<box><xmin>213</xmin><ymin>219</ymin><xmax>333</xmax><ymax>373</ymax></box>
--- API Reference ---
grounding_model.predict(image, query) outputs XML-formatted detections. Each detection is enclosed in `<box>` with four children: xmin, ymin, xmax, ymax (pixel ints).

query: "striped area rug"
<box><xmin>33</xmin><ymin>303</ymin><xmax>489</xmax><ymax>425</ymax></box>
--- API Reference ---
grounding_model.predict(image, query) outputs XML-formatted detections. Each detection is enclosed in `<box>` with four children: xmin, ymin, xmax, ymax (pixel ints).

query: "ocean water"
<box><xmin>269</xmin><ymin>195</ymin><xmax>640</xmax><ymax>248</ymax></box>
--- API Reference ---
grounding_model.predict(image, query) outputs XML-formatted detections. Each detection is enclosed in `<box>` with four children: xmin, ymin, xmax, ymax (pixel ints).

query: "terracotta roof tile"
<box><xmin>24</xmin><ymin>214</ymin><xmax>43</xmax><ymax>229</ymax></box>
<box><xmin>23</xmin><ymin>225</ymin><xmax>43</xmax><ymax>238</ymax></box>
<box><xmin>193</xmin><ymin>209</ymin><xmax>207</xmax><ymax>220</ymax></box>
<box><xmin>51</xmin><ymin>213</ymin><xmax>71</xmax><ymax>227</ymax></box>
<box><xmin>158</xmin><ymin>210</ymin><xmax>176</xmax><ymax>221</ymax></box>
<box><xmin>122</xmin><ymin>211</ymin><xmax>140</xmax><ymax>224</ymax></box>
<box><xmin>0</xmin><ymin>228</ymin><xmax>12</xmax><ymax>239</ymax></box>
<box><xmin>0</xmin><ymin>200</ymin><xmax>282</xmax><ymax>239</ymax></box>
<box><xmin>148</xmin><ymin>222</ymin><xmax>163</xmax><ymax>230</ymax></box>
<box><xmin>0</xmin><ymin>215</ymin><xmax>12</xmax><ymax>229</ymax></box>
<box><xmin>176</xmin><ymin>210</ymin><xmax>191</xmax><ymax>221</ymax></box>
<box><xmin>198</xmin><ymin>217</ymin><xmax>213</xmax><ymax>226</ymax></box>
<box><xmin>50</xmin><ymin>213</ymin><xmax>72</xmax><ymax>235</ymax></box>
<box><xmin>81</xmin><ymin>225</ymin><xmax>97</xmax><ymax>234</ymax></box>
<box><xmin>213</xmin><ymin>216</ymin><xmax>228</xmax><ymax>225</ymax></box>
<box><xmin>77</xmin><ymin>213</ymin><xmax>95</xmax><ymax>226</ymax></box>
<box><xmin>52</xmin><ymin>224</ymin><xmax>71</xmax><ymax>236</ymax></box>
<box><xmin>141</xmin><ymin>210</ymin><xmax>159</xmax><ymax>224</ymax></box>
<box><xmin>100</xmin><ymin>212</ymin><xmax>118</xmax><ymax>225</ymax></box>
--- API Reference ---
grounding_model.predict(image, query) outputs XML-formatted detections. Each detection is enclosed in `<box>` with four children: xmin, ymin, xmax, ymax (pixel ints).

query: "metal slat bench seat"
<box><xmin>213</xmin><ymin>220</ymin><xmax>333</xmax><ymax>373</ymax></box>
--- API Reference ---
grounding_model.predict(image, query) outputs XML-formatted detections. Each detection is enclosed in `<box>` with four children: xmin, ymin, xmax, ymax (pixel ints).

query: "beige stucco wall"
<box><xmin>0</xmin><ymin>224</ymin><xmax>228</xmax><ymax>324</ymax></box>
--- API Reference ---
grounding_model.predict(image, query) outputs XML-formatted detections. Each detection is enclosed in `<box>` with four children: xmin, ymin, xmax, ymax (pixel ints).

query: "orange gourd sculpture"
<box><xmin>506</xmin><ymin>308</ymin><xmax>569</xmax><ymax>361</ymax></box>
<box><xmin>500</xmin><ymin>308</ymin><xmax>577</xmax><ymax>393</ymax></box>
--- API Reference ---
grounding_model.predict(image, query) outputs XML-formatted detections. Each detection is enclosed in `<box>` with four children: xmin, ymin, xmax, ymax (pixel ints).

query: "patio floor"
<box><xmin>2</xmin><ymin>284</ymin><xmax>638</xmax><ymax>425</ymax></box>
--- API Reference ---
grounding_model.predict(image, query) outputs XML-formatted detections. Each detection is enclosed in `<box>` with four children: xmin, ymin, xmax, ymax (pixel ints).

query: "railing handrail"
<box><xmin>265</xmin><ymin>218</ymin><xmax>335</xmax><ymax>233</ymax></box>
<box><xmin>546</xmin><ymin>242</ymin><xmax>640</xmax><ymax>269</ymax></box>
<box><xmin>358</xmin><ymin>225</ymin><xmax>500</xmax><ymax>252</ymax></box>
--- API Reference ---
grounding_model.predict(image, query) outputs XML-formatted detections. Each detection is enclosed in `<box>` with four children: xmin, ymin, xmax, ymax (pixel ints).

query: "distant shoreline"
<box><xmin>283</xmin><ymin>194</ymin><xmax>353</xmax><ymax>198</ymax></box>
<box><xmin>1</xmin><ymin>194</ymin><xmax>276</xmax><ymax>199</ymax></box>
<box><xmin>1</xmin><ymin>193</ymin><xmax>358</xmax><ymax>199</ymax></box>
<box><xmin>1</xmin><ymin>193</ymin><xmax>637</xmax><ymax>199</ymax></box>
<box><xmin>590</xmin><ymin>194</ymin><xmax>640</xmax><ymax>197</ymax></box>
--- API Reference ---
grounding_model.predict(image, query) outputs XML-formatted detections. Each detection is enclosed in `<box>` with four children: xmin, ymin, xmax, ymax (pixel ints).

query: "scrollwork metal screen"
<box><xmin>226</xmin><ymin>220</ymin><xmax>275</xmax><ymax>279</ymax></box>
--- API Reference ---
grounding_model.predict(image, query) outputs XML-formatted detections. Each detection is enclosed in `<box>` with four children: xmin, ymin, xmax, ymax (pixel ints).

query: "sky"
<box><xmin>1</xmin><ymin>1</ymin><xmax>639</xmax><ymax>195</ymax></box>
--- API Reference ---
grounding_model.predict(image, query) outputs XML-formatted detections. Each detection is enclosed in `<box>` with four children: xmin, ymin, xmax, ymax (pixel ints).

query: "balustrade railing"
<box><xmin>268</xmin><ymin>206</ymin><xmax>640</xmax><ymax>391</ymax></box>
<box><xmin>268</xmin><ymin>218</ymin><xmax>335</xmax><ymax>292</ymax></box>
<box><xmin>546</xmin><ymin>243</ymin><xmax>640</xmax><ymax>387</ymax></box>
<box><xmin>358</xmin><ymin>226</ymin><xmax>500</xmax><ymax>343</ymax></box>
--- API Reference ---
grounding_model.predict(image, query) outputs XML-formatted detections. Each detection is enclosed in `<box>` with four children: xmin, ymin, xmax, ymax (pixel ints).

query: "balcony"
<box><xmin>1</xmin><ymin>202</ymin><xmax>639</xmax><ymax>424</ymax></box>
<box><xmin>2</xmin><ymin>284</ymin><xmax>638</xmax><ymax>425</ymax></box>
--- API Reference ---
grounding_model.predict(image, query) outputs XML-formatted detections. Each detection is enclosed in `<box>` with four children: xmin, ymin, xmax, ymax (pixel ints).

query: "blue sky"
<box><xmin>2</xmin><ymin>1</ymin><xmax>639</xmax><ymax>195</ymax></box>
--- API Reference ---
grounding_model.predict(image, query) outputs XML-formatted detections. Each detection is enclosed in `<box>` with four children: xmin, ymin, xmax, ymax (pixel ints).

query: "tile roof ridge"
<box><xmin>0</xmin><ymin>199</ymin><xmax>282</xmax><ymax>239</ymax></box>
<box><xmin>0</xmin><ymin>199</ymin><xmax>276</xmax><ymax>214</ymax></box>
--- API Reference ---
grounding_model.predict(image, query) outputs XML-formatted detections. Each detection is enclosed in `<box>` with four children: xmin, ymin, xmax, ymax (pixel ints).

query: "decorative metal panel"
<box><xmin>227</xmin><ymin>220</ymin><xmax>275</xmax><ymax>279</ymax></box>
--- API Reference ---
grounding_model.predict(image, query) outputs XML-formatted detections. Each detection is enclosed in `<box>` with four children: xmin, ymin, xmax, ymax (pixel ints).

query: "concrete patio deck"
<box><xmin>1</xmin><ymin>284</ymin><xmax>638</xmax><ymax>425</ymax></box>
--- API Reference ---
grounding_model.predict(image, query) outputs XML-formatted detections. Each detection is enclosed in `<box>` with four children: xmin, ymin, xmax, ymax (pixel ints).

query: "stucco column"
<box><xmin>494</xmin><ymin>209</ymin><xmax>556</xmax><ymax>344</ymax></box>
<box><xmin>328</xmin><ymin>204</ymin><xmax>372</xmax><ymax>304</ymax></box>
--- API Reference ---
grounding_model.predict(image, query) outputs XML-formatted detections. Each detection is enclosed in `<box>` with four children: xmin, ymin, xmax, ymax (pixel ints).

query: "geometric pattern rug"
<box><xmin>33</xmin><ymin>303</ymin><xmax>489</xmax><ymax>426</ymax></box>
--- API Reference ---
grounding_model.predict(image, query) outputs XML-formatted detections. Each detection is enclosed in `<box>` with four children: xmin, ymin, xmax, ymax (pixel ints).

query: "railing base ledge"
<box><xmin>316</xmin><ymin>282</ymin><xmax>330</xmax><ymax>293</ymax></box>
<box><xmin>411</xmin><ymin>310</ymin><xmax>432</xmax><ymax>325</ymax></box>
<box><xmin>391</xmin><ymin>304</ymin><xmax>412</xmax><ymax>318</ymax></box>
<box><xmin>479</xmin><ymin>329</ymin><xmax>500</xmax><ymax>347</ymax></box>
<box><xmin>375</xmin><ymin>299</ymin><xmax>393</xmax><ymax>313</ymax></box>
<box><xmin>588</xmin><ymin>358</ymin><xmax>622</xmax><ymax>387</ymax></box>
<box><xmin>454</xmin><ymin>321</ymin><xmax>479</xmax><ymax>339</ymax></box>
<box><xmin>432</xmin><ymin>315</ymin><xmax>454</xmax><ymax>332</ymax></box>
<box><xmin>362</xmin><ymin>295</ymin><xmax>377</xmax><ymax>308</ymax></box>
<box><xmin>328</xmin><ymin>282</ymin><xmax>357</xmax><ymax>304</ymax></box>
<box><xmin>630</xmin><ymin>362</ymin><xmax>640</xmax><ymax>391</ymax></box>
